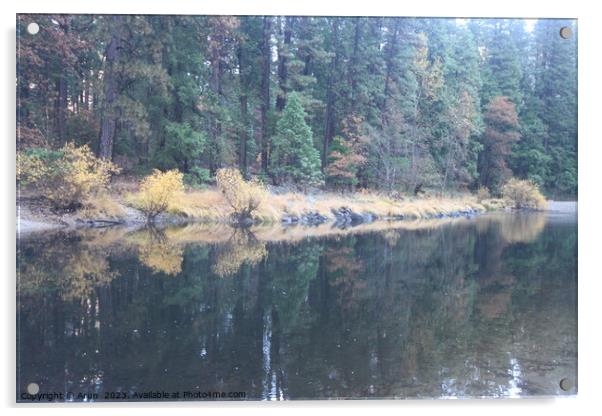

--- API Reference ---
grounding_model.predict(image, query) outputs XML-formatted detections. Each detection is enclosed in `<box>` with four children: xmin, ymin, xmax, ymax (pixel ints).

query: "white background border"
<box><xmin>2</xmin><ymin>1</ymin><xmax>600</xmax><ymax>415</ymax></box>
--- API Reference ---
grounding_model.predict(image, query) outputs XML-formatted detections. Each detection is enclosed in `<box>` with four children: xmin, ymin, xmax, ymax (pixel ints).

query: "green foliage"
<box><xmin>184</xmin><ymin>167</ymin><xmax>212</xmax><ymax>188</ymax></box>
<box><xmin>532</xmin><ymin>20</ymin><xmax>577</xmax><ymax>197</ymax></box>
<box><xmin>271</xmin><ymin>92</ymin><xmax>323</xmax><ymax>186</ymax></box>
<box><xmin>17</xmin><ymin>15</ymin><xmax>577</xmax><ymax>197</ymax></box>
<box><xmin>509</xmin><ymin>98</ymin><xmax>551</xmax><ymax>188</ymax></box>
<box><xmin>154</xmin><ymin>121</ymin><xmax>207</xmax><ymax>171</ymax></box>
<box><xmin>480</xmin><ymin>28</ymin><xmax>523</xmax><ymax>108</ymax></box>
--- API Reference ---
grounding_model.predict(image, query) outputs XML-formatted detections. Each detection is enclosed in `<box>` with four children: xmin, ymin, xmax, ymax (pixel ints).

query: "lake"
<box><xmin>16</xmin><ymin>204</ymin><xmax>577</xmax><ymax>401</ymax></box>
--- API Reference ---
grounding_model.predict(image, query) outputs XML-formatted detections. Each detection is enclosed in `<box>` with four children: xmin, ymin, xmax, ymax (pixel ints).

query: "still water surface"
<box><xmin>17</xmin><ymin>205</ymin><xmax>577</xmax><ymax>400</ymax></box>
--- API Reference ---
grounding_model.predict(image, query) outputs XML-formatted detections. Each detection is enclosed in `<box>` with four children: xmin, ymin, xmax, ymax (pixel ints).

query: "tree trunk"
<box><xmin>276</xmin><ymin>17</ymin><xmax>293</xmax><ymax>112</ymax></box>
<box><xmin>55</xmin><ymin>76</ymin><xmax>68</xmax><ymax>141</ymax></box>
<box><xmin>348</xmin><ymin>18</ymin><xmax>362</xmax><ymax>114</ymax></box>
<box><xmin>381</xmin><ymin>19</ymin><xmax>400</xmax><ymax>126</ymax></box>
<box><xmin>54</xmin><ymin>18</ymin><xmax>71</xmax><ymax>142</ymax></box>
<box><xmin>98</xmin><ymin>16</ymin><xmax>122</xmax><ymax>160</ymax></box>
<box><xmin>322</xmin><ymin>19</ymin><xmax>340</xmax><ymax>168</ymax></box>
<box><xmin>238</xmin><ymin>45</ymin><xmax>249</xmax><ymax>177</ymax></box>
<box><xmin>260</xmin><ymin>17</ymin><xmax>272</xmax><ymax>173</ymax></box>
<box><xmin>208</xmin><ymin>43</ymin><xmax>222</xmax><ymax>174</ymax></box>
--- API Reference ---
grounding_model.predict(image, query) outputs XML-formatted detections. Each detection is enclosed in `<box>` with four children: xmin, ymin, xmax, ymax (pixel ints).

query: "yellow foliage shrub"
<box><xmin>17</xmin><ymin>143</ymin><xmax>120</xmax><ymax>209</ymax></box>
<box><xmin>502</xmin><ymin>178</ymin><xmax>547</xmax><ymax>210</ymax></box>
<box><xmin>216</xmin><ymin>168</ymin><xmax>267</xmax><ymax>221</ymax></box>
<box><xmin>128</xmin><ymin>169</ymin><xmax>185</xmax><ymax>221</ymax></box>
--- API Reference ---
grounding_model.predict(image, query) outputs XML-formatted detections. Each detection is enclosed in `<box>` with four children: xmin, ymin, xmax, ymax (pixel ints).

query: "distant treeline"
<box><xmin>17</xmin><ymin>15</ymin><xmax>577</xmax><ymax>196</ymax></box>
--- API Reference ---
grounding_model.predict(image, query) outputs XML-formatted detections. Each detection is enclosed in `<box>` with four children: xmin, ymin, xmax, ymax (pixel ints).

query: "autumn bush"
<box><xmin>128</xmin><ymin>169</ymin><xmax>185</xmax><ymax>221</ymax></box>
<box><xmin>17</xmin><ymin>143</ymin><xmax>120</xmax><ymax>209</ymax></box>
<box><xmin>501</xmin><ymin>178</ymin><xmax>547</xmax><ymax>210</ymax></box>
<box><xmin>216</xmin><ymin>168</ymin><xmax>267</xmax><ymax>223</ymax></box>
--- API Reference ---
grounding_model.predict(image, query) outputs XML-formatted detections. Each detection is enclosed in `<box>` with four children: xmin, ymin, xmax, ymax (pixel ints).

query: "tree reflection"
<box><xmin>212</xmin><ymin>229</ymin><xmax>268</xmax><ymax>277</ymax></box>
<box><xmin>17</xmin><ymin>212</ymin><xmax>576</xmax><ymax>401</ymax></box>
<box><xmin>134</xmin><ymin>227</ymin><xmax>184</xmax><ymax>276</ymax></box>
<box><xmin>18</xmin><ymin>233</ymin><xmax>118</xmax><ymax>301</ymax></box>
<box><xmin>325</xmin><ymin>240</ymin><xmax>366</xmax><ymax>314</ymax></box>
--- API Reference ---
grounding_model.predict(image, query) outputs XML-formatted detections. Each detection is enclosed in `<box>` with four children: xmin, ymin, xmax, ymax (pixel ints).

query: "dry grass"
<box><xmin>105</xmin><ymin>176</ymin><xmax>504</xmax><ymax>224</ymax></box>
<box><xmin>166</xmin><ymin>189</ymin><xmax>231</xmax><ymax>221</ymax></box>
<box><xmin>129</xmin><ymin>187</ymin><xmax>490</xmax><ymax>223</ymax></box>
<box><xmin>79</xmin><ymin>193</ymin><xmax>126</xmax><ymax>219</ymax></box>
<box><xmin>480</xmin><ymin>198</ymin><xmax>507</xmax><ymax>211</ymax></box>
<box><xmin>256</xmin><ymin>191</ymin><xmax>485</xmax><ymax>221</ymax></box>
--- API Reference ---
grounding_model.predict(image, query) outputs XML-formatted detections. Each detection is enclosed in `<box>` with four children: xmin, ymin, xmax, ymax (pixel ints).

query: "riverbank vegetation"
<box><xmin>126</xmin><ymin>169</ymin><xmax>185</xmax><ymax>221</ymax></box>
<box><xmin>18</xmin><ymin>147</ymin><xmax>547</xmax><ymax>228</ymax></box>
<box><xmin>17</xmin><ymin>16</ymin><xmax>571</xmax><ymax>227</ymax></box>
<box><xmin>502</xmin><ymin>178</ymin><xmax>547</xmax><ymax>210</ymax></box>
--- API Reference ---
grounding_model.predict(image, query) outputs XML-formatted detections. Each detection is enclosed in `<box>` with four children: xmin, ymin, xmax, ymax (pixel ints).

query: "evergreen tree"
<box><xmin>509</xmin><ymin>95</ymin><xmax>550</xmax><ymax>187</ymax></box>
<box><xmin>532</xmin><ymin>19</ymin><xmax>577</xmax><ymax>197</ymax></box>
<box><xmin>477</xmin><ymin>20</ymin><xmax>523</xmax><ymax>108</ymax></box>
<box><xmin>270</xmin><ymin>92</ymin><xmax>323</xmax><ymax>186</ymax></box>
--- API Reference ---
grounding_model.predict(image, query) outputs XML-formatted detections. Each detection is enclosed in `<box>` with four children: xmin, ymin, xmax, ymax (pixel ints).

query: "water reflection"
<box><xmin>17</xmin><ymin>211</ymin><xmax>577</xmax><ymax>400</ymax></box>
<box><xmin>135</xmin><ymin>227</ymin><xmax>184</xmax><ymax>276</ymax></box>
<box><xmin>213</xmin><ymin>230</ymin><xmax>267</xmax><ymax>278</ymax></box>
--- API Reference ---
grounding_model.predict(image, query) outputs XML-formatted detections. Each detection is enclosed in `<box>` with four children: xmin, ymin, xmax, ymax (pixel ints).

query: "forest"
<box><xmin>17</xmin><ymin>15</ymin><xmax>577</xmax><ymax>203</ymax></box>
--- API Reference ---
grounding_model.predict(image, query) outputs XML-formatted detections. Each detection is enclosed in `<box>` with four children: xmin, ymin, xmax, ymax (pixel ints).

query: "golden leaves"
<box><xmin>215</xmin><ymin>168</ymin><xmax>267</xmax><ymax>219</ymax></box>
<box><xmin>127</xmin><ymin>169</ymin><xmax>185</xmax><ymax>220</ymax></box>
<box><xmin>17</xmin><ymin>143</ymin><xmax>120</xmax><ymax>209</ymax></box>
<box><xmin>502</xmin><ymin>178</ymin><xmax>547</xmax><ymax>210</ymax></box>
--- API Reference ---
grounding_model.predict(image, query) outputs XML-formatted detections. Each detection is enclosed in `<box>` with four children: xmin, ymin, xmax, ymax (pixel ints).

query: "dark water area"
<box><xmin>16</xmin><ymin>207</ymin><xmax>577</xmax><ymax>401</ymax></box>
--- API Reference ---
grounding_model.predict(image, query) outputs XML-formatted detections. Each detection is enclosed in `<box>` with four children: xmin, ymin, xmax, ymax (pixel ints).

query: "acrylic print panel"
<box><xmin>16</xmin><ymin>14</ymin><xmax>577</xmax><ymax>402</ymax></box>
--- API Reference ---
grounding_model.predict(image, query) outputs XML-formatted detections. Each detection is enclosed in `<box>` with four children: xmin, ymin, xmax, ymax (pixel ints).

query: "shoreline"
<box><xmin>17</xmin><ymin>190</ymin><xmax>501</xmax><ymax>237</ymax></box>
<box><xmin>18</xmin><ymin>188</ymin><xmax>576</xmax><ymax>239</ymax></box>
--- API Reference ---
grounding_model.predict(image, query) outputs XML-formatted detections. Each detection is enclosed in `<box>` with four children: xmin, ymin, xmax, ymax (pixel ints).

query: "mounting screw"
<box><xmin>559</xmin><ymin>378</ymin><xmax>573</xmax><ymax>391</ymax></box>
<box><xmin>26</xmin><ymin>382</ymin><xmax>40</xmax><ymax>395</ymax></box>
<box><xmin>26</xmin><ymin>22</ymin><xmax>39</xmax><ymax>35</ymax></box>
<box><xmin>559</xmin><ymin>27</ymin><xmax>572</xmax><ymax>39</ymax></box>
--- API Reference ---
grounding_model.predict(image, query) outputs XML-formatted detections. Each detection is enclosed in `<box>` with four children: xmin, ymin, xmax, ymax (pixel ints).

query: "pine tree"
<box><xmin>532</xmin><ymin>19</ymin><xmax>577</xmax><ymax>197</ymax></box>
<box><xmin>478</xmin><ymin>20</ymin><xmax>523</xmax><ymax>108</ymax></box>
<box><xmin>270</xmin><ymin>92</ymin><xmax>323</xmax><ymax>186</ymax></box>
